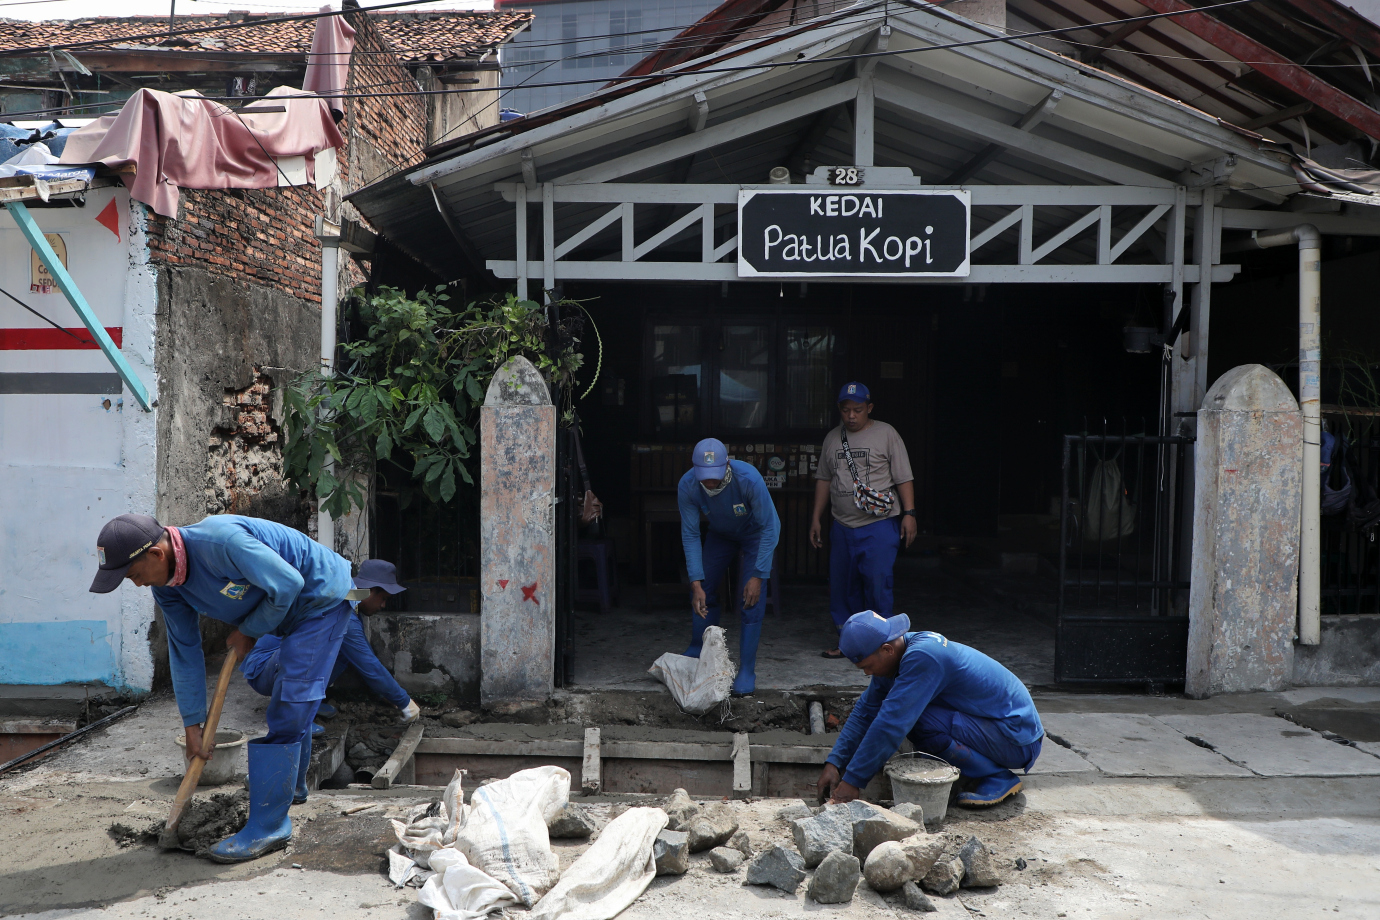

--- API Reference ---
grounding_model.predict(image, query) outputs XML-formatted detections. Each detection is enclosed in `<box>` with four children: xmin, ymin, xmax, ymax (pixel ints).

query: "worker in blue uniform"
<box><xmin>677</xmin><ymin>437</ymin><xmax>781</xmax><ymax>696</ymax></box>
<box><xmin>816</xmin><ymin>611</ymin><xmax>1043</xmax><ymax>808</ymax></box>
<box><xmin>242</xmin><ymin>558</ymin><xmax>420</xmax><ymax>725</ymax></box>
<box><xmin>90</xmin><ymin>512</ymin><xmax>354</xmax><ymax>863</ymax></box>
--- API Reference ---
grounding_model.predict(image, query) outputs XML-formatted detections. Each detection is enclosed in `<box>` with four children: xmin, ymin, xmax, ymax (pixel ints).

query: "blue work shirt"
<box><xmin>827</xmin><ymin>631</ymin><xmax>1043</xmax><ymax>788</ymax></box>
<box><xmin>678</xmin><ymin>459</ymin><xmax>781</xmax><ymax>583</ymax></box>
<box><xmin>152</xmin><ymin>515</ymin><xmax>352</xmax><ymax>727</ymax></box>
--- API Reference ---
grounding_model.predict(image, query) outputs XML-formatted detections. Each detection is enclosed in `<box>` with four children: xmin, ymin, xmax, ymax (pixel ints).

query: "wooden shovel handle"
<box><xmin>159</xmin><ymin>648</ymin><xmax>241</xmax><ymax>849</ymax></box>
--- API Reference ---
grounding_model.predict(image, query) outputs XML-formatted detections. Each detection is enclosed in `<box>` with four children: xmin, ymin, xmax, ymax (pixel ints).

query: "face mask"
<box><xmin>701</xmin><ymin>465</ymin><xmax>733</xmax><ymax>496</ymax></box>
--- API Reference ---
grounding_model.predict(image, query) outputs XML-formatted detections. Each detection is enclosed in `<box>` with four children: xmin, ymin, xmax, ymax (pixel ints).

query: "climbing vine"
<box><xmin>282</xmin><ymin>287</ymin><xmax>591</xmax><ymax>520</ymax></box>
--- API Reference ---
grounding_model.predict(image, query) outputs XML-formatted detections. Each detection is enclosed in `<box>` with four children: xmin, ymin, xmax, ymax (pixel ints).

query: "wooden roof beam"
<box><xmin>1137</xmin><ymin>0</ymin><xmax>1380</xmax><ymax>141</ymax></box>
<box><xmin>1277</xmin><ymin>0</ymin><xmax>1380</xmax><ymax>63</ymax></box>
<box><xmin>1084</xmin><ymin>19</ymin><xmax>1152</xmax><ymax>64</ymax></box>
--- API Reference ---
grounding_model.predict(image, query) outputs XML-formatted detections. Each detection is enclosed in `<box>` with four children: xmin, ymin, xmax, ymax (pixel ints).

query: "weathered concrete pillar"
<box><xmin>480</xmin><ymin>356</ymin><xmax>555</xmax><ymax>706</ymax></box>
<box><xmin>1186</xmin><ymin>364</ymin><xmax>1301</xmax><ymax>698</ymax></box>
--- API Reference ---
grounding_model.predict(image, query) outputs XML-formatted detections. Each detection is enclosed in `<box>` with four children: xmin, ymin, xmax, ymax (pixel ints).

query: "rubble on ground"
<box><xmin>709</xmin><ymin>846</ymin><xmax>745</xmax><ymax>872</ymax></box>
<box><xmin>663</xmin><ymin>788</ymin><xmax>700</xmax><ymax>830</ymax></box>
<box><xmin>854</xmin><ymin>808</ymin><xmax>922</xmax><ymax>859</ymax></box>
<box><xmin>890</xmin><ymin>802</ymin><xmax>925</xmax><ymax>824</ymax></box>
<box><xmin>654</xmin><ymin>829</ymin><xmax>690</xmax><ymax>875</ymax></box>
<box><xmin>745</xmin><ymin>844</ymin><xmax>808</xmax><ymax>892</ymax></box>
<box><xmin>921</xmin><ymin>855</ymin><xmax>965</xmax><ymax>895</ymax></box>
<box><xmin>901</xmin><ymin>880</ymin><xmax>938</xmax><ymax>912</ymax></box>
<box><xmin>791</xmin><ymin>804</ymin><xmax>855</xmax><ymax>867</ymax></box>
<box><xmin>729</xmin><ymin>829</ymin><xmax>754</xmax><ymax>855</ymax></box>
<box><xmin>863</xmin><ymin>840</ymin><xmax>913</xmax><ymax>891</ymax></box>
<box><xmin>547</xmin><ymin>802</ymin><xmax>596</xmax><ymax>838</ymax></box>
<box><xmin>807</xmin><ymin>850</ymin><xmax>861</xmax><ymax>903</ymax></box>
<box><xmin>687</xmin><ymin>804</ymin><xmax>740</xmax><ymax>851</ymax></box>
<box><xmin>957</xmin><ymin>836</ymin><xmax>1000</xmax><ymax>888</ymax></box>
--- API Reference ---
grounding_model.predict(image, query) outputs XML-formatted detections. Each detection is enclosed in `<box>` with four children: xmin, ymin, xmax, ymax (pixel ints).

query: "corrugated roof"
<box><xmin>0</xmin><ymin>10</ymin><xmax>532</xmax><ymax>61</ymax></box>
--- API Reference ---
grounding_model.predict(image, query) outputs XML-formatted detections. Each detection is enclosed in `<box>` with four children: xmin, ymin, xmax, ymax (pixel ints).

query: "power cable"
<box><xmin>0</xmin><ymin>281</ymin><xmax>87</xmax><ymax>343</ymax></box>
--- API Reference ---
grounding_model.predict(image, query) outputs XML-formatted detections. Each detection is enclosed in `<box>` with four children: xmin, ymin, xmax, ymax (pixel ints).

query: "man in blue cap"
<box><xmin>816</xmin><ymin>611</ymin><xmax>1043</xmax><ymax>808</ymax></box>
<box><xmin>678</xmin><ymin>437</ymin><xmax>781</xmax><ymax>696</ymax></box>
<box><xmin>810</xmin><ymin>382</ymin><xmax>916</xmax><ymax>658</ymax></box>
<box><xmin>242</xmin><ymin>559</ymin><xmax>420</xmax><ymax>726</ymax></box>
<box><xmin>90</xmin><ymin>512</ymin><xmax>353</xmax><ymax>863</ymax></box>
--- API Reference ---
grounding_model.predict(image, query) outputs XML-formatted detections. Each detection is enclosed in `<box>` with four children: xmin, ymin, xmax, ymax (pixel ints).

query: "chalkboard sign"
<box><xmin>737</xmin><ymin>188</ymin><xmax>970</xmax><ymax>277</ymax></box>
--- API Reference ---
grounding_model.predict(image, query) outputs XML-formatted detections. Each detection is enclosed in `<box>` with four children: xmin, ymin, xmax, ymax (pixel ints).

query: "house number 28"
<box><xmin>829</xmin><ymin>167</ymin><xmax>863</xmax><ymax>186</ymax></box>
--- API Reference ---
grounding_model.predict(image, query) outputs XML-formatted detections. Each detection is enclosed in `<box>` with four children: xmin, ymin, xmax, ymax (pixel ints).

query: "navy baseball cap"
<box><xmin>838</xmin><ymin>610</ymin><xmax>911</xmax><ymax>663</ymax></box>
<box><xmin>354</xmin><ymin>559</ymin><xmax>406</xmax><ymax>594</ymax></box>
<box><xmin>691</xmin><ymin>437</ymin><xmax>729</xmax><ymax>480</ymax></box>
<box><xmin>838</xmin><ymin>382</ymin><xmax>871</xmax><ymax>403</ymax></box>
<box><xmin>90</xmin><ymin>513</ymin><xmax>165</xmax><ymax>594</ymax></box>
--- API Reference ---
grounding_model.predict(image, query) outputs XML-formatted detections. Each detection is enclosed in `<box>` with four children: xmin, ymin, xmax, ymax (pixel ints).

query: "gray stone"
<box><xmin>547</xmin><ymin>803</ymin><xmax>596</xmax><ymax>839</ymax></box>
<box><xmin>654</xmin><ymin>829</ymin><xmax>690</xmax><ymax>876</ymax></box>
<box><xmin>664</xmin><ymin>788</ymin><xmax>701</xmax><ymax>831</ymax></box>
<box><xmin>775</xmin><ymin>801</ymin><xmax>813</xmax><ymax>822</ymax></box>
<box><xmin>899</xmin><ymin>835</ymin><xmax>946</xmax><ymax>879</ymax></box>
<box><xmin>863</xmin><ymin>840</ymin><xmax>913</xmax><ymax>893</ymax></box>
<box><xmin>854</xmin><ymin>809</ymin><xmax>923</xmax><ymax>860</ymax></box>
<box><xmin>807</xmin><ymin>850</ymin><xmax>861</xmax><ymax>904</ymax></box>
<box><xmin>889</xmin><ymin>802</ymin><xmax>925</xmax><ymax>826</ymax></box>
<box><xmin>745</xmin><ymin>845</ymin><xmax>807</xmax><ymax>893</ymax></box>
<box><xmin>687</xmin><ymin>804</ymin><xmax>739</xmax><ymax>852</ymax></box>
<box><xmin>729</xmin><ymin>830</ymin><xmax>753</xmax><ymax>856</ymax></box>
<box><xmin>347</xmin><ymin>742</ymin><xmax>373</xmax><ymax>763</ymax></box>
<box><xmin>709</xmin><ymin>846</ymin><xmax>745</xmax><ymax>872</ymax></box>
<box><xmin>957</xmin><ymin>837</ymin><xmax>999</xmax><ymax>888</ymax></box>
<box><xmin>920</xmin><ymin>856</ymin><xmax>964</xmax><ymax>896</ymax></box>
<box><xmin>441</xmin><ymin>710</ymin><xmax>478</xmax><ymax>728</ymax></box>
<box><xmin>901</xmin><ymin>881</ymin><xmax>937</xmax><ymax>912</ymax></box>
<box><xmin>790</xmin><ymin>803</ymin><xmax>854</xmax><ymax>868</ymax></box>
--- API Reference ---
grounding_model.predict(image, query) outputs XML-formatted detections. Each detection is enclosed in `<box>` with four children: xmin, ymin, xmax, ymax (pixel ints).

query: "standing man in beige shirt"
<box><xmin>810</xmin><ymin>382</ymin><xmax>917</xmax><ymax>658</ymax></box>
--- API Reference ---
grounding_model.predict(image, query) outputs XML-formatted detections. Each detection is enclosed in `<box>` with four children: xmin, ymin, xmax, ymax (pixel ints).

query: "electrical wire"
<box><xmin>0</xmin><ymin>282</ymin><xmax>86</xmax><ymax>342</ymax></box>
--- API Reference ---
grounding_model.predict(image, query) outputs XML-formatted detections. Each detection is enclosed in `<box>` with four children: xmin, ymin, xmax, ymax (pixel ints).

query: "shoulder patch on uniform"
<box><xmin>220</xmin><ymin>582</ymin><xmax>249</xmax><ymax>600</ymax></box>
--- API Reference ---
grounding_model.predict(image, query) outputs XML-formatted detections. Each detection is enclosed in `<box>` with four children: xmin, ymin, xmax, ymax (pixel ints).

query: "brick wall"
<box><xmin>145</xmin><ymin>187</ymin><xmax>325</xmax><ymax>305</ymax></box>
<box><xmin>342</xmin><ymin>6</ymin><xmax>430</xmax><ymax>196</ymax></box>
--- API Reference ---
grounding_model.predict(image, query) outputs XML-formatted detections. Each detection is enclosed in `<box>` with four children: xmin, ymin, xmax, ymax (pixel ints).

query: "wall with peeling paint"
<box><xmin>0</xmin><ymin>187</ymin><xmax>158</xmax><ymax>692</ymax></box>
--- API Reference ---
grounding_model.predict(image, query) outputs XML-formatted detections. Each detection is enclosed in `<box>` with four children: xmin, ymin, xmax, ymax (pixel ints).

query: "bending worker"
<box><xmin>817</xmin><ymin>611</ymin><xmax>1043</xmax><ymax>808</ymax></box>
<box><xmin>242</xmin><ymin>559</ymin><xmax>420</xmax><ymax>726</ymax></box>
<box><xmin>678</xmin><ymin>437</ymin><xmax>781</xmax><ymax>696</ymax></box>
<box><xmin>90</xmin><ymin>512</ymin><xmax>353</xmax><ymax>863</ymax></box>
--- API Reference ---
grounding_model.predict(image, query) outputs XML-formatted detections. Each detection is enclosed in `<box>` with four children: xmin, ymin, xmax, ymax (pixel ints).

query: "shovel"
<box><xmin>159</xmin><ymin>648</ymin><xmax>240</xmax><ymax>850</ymax></box>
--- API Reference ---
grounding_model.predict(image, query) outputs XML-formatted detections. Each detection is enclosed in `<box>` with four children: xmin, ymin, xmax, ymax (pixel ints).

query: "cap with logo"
<box><xmin>838</xmin><ymin>610</ymin><xmax>911</xmax><ymax>663</ymax></box>
<box><xmin>691</xmin><ymin>437</ymin><xmax>730</xmax><ymax>481</ymax></box>
<box><xmin>838</xmin><ymin>381</ymin><xmax>872</xmax><ymax>403</ymax></box>
<box><xmin>354</xmin><ymin>558</ymin><xmax>407</xmax><ymax>595</ymax></box>
<box><xmin>90</xmin><ymin>513</ymin><xmax>165</xmax><ymax>594</ymax></box>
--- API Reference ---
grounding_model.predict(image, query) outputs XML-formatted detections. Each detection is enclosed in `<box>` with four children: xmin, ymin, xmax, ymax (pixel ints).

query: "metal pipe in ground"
<box><xmin>809</xmin><ymin>701</ymin><xmax>825</xmax><ymax>735</ymax></box>
<box><xmin>0</xmin><ymin>705</ymin><xmax>136</xmax><ymax>775</ymax></box>
<box><xmin>1247</xmin><ymin>225</ymin><xmax>1322</xmax><ymax>645</ymax></box>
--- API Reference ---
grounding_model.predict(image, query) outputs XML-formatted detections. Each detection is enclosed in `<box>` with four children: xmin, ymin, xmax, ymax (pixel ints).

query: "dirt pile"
<box><xmin>107</xmin><ymin>790</ymin><xmax>249</xmax><ymax>857</ymax></box>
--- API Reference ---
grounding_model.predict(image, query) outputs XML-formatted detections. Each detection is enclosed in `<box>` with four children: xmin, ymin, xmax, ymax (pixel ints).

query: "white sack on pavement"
<box><xmin>528</xmin><ymin>806</ymin><xmax>669</xmax><ymax>920</ymax></box>
<box><xmin>418</xmin><ymin>847</ymin><xmax>520</xmax><ymax>920</ymax></box>
<box><xmin>452</xmin><ymin>766</ymin><xmax>570</xmax><ymax>906</ymax></box>
<box><xmin>648</xmin><ymin>625</ymin><xmax>736</xmax><ymax>714</ymax></box>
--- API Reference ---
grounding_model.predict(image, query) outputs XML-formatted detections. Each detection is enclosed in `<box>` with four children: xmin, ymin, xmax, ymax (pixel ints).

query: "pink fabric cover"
<box><xmin>303</xmin><ymin>4</ymin><xmax>357</xmax><ymax>113</ymax></box>
<box><xmin>59</xmin><ymin>86</ymin><xmax>346</xmax><ymax>217</ymax></box>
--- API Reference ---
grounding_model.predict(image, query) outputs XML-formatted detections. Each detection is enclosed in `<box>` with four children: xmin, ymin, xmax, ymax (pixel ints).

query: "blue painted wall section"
<box><xmin>0</xmin><ymin>620</ymin><xmax>116</xmax><ymax>684</ymax></box>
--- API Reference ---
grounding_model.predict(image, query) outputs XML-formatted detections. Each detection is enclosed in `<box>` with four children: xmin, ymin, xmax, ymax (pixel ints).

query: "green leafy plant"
<box><xmin>282</xmin><ymin>287</ymin><xmax>589</xmax><ymax>520</ymax></box>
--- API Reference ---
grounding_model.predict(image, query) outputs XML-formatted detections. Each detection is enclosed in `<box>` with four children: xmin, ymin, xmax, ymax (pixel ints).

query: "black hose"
<box><xmin>0</xmin><ymin>705</ymin><xmax>137</xmax><ymax>775</ymax></box>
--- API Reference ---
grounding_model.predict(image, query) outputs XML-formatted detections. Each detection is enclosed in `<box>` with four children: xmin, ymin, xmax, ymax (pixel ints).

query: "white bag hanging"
<box><xmin>647</xmin><ymin>625</ymin><xmax>736</xmax><ymax>715</ymax></box>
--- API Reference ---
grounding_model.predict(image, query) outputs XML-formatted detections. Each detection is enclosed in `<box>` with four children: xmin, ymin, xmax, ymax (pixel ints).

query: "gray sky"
<box><xmin>0</xmin><ymin>0</ymin><xmax>493</xmax><ymax>19</ymax></box>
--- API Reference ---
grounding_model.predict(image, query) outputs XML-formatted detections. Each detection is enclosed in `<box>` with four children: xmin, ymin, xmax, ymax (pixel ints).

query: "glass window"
<box><xmin>650</xmin><ymin>324</ymin><xmax>701</xmax><ymax>437</ymax></box>
<box><xmin>785</xmin><ymin>326</ymin><xmax>837</xmax><ymax>429</ymax></box>
<box><xmin>561</xmin><ymin>14</ymin><xmax>578</xmax><ymax>70</ymax></box>
<box><xmin>719</xmin><ymin>325</ymin><xmax>771</xmax><ymax>430</ymax></box>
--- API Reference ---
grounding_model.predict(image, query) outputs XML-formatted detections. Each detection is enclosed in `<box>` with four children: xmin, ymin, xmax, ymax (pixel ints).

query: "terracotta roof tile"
<box><xmin>0</xmin><ymin>10</ymin><xmax>531</xmax><ymax>60</ymax></box>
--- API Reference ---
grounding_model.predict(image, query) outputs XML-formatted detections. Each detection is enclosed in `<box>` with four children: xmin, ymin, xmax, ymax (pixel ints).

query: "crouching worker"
<box><xmin>90</xmin><ymin>513</ymin><xmax>355</xmax><ymax>863</ymax></box>
<box><xmin>816</xmin><ymin>611</ymin><xmax>1043</xmax><ymax>809</ymax></box>
<box><xmin>242</xmin><ymin>559</ymin><xmax>420</xmax><ymax>726</ymax></box>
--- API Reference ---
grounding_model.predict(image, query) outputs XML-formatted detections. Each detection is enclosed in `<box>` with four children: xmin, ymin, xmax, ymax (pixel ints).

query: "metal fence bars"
<box><xmin>1056</xmin><ymin>426</ymin><xmax>1193</xmax><ymax>685</ymax></box>
<box><xmin>1321</xmin><ymin>413</ymin><xmax>1380</xmax><ymax>614</ymax></box>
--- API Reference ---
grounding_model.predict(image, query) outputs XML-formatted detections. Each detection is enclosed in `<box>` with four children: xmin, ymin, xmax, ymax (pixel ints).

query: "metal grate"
<box><xmin>1321</xmin><ymin>414</ymin><xmax>1380</xmax><ymax>614</ymax></box>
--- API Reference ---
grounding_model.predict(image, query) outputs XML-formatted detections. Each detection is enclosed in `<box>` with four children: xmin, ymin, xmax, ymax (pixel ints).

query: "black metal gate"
<box><xmin>554</xmin><ymin>424</ymin><xmax>578</xmax><ymax>687</ymax></box>
<box><xmin>1056</xmin><ymin>425</ymin><xmax>1193</xmax><ymax>685</ymax></box>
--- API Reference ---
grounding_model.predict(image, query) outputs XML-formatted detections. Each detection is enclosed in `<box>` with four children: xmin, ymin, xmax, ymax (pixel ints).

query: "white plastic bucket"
<box><xmin>175</xmin><ymin>729</ymin><xmax>248</xmax><ymax>785</ymax></box>
<box><xmin>884</xmin><ymin>752</ymin><xmax>960</xmax><ymax>825</ymax></box>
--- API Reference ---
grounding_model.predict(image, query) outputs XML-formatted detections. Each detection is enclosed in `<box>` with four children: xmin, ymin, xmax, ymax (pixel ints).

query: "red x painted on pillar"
<box><xmin>522</xmin><ymin>582</ymin><xmax>539</xmax><ymax>604</ymax></box>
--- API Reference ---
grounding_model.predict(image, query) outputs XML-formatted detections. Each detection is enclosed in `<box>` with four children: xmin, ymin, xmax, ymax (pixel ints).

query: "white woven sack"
<box><xmin>647</xmin><ymin>625</ymin><xmax>736</xmax><ymax>714</ymax></box>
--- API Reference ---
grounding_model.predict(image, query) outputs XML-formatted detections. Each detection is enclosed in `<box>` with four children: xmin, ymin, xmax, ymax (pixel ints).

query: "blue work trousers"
<box><xmin>829</xmin><ymin>517</ymin><xmax>901</xmax><ymax>629</ymax></box>
<box><xmin>246</xmin><ymin>611</ymin><xmax>409</xmax><ymax>711</ymax></box>
<box><xmin>259</xmin><ymin>600</ymin><xmax>351</xmax><ymax>748</ymax></box>
<box><xmin>699</xmin><ymin>530</ymin><xmax>770</xmax><ymax>627</ymax></box>
<box><xmin>907</xmin><ymin>703</ymin><xmax>1043</xmax><ymax>773</ymax></box>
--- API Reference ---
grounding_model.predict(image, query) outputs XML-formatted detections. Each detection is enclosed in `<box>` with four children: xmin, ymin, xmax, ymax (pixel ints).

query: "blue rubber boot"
<box><xmin>939</xmin><ymin>741</ymin><xmax>1023</xmax><ymax>808</ymax></box>
<box><xmin>316</xmin><ymin>702</ymin><xmax>337</xmax><ymax>719</ymax></box>
<box><xmin>292</xmin><ymin>731</ymin><xmax>314</xmax><ymax>805</ymax></box>
<box><xmin>683</xmin><ymin>608</ymin><xmax>721</xmax><ymax>658</ymax></box>
<box><xmin>731</xmin><ymin>622</ymin><xmax>762</xmax><ymax>696</ymax></box>
<box><xmin>311</xmin><ymin>722</ymin><xmax>324</xmax><ymax>737</ymax></box>
<box><xmin>206</xmin><ymin>741</ymin><xmax>297</xmax><ymax>863</ymax></box>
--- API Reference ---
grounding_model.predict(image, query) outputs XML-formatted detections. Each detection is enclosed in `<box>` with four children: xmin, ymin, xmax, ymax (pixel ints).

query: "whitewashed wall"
<box><xmin>0</xmin><ymin>186</ymin><xmax>158</xmax><ymax>693</ymax></box>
